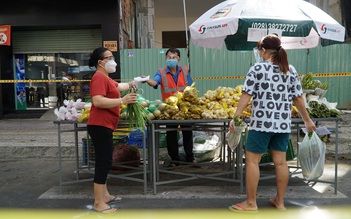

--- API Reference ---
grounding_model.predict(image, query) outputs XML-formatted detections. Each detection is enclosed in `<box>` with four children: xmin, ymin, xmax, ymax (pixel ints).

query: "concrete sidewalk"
<box><xmin>0</xmin><ymin>158</ymin><xmax>350</xmax><ymax>210</ymax></box>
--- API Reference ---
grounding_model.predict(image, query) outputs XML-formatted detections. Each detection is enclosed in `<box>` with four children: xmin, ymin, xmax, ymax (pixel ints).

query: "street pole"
<box><xmin>182</xmin><ymin>0</ymin><xmax>190</xmax><ymax>69</ymax></box>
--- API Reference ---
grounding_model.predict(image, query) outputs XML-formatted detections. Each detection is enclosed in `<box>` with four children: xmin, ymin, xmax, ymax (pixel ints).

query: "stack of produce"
<box><xmin>306</xmin><ymin>100</ymin><xmax>342</xmax><ymax>118</ymax></box>
<box><xmin>80</xmin><ymin>84</ymin><xmax>253</xmax><ymax>121</ymax></box>
<box><xmin>54</xmin><ymin>99</ymin><xmax>92</xmax><ymax>121</ymax></box>
<box><xmin>120</xmin><ymin>95</ymin><xmax>165</xmax><ymax>120</ymax></box>
<box><xmin>199</xmin><ymin>85</ymin><xmax>251</xmax><ymax>119</ymax></box>
<box><xmin>301</xmin><ymin>72</ymin><xmax>329</xmax><ymax>96</ymax></box>
<box><xmin>159</xmin><ymin>84</ymin><xmax>203</xmax><ymax>120</ymax></box>
<box><xmin>294</xmin><ymin>72</ymin><xmax>342</xmax><ymax>118</ymax></box>
<box><xmin>158</xmin><ymin>84</ymin><xmax>251</xmax><ymax>120</ymax></box>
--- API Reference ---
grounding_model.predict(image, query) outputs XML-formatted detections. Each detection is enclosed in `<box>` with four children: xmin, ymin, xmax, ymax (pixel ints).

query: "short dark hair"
<box><xmin>165</xmin><ymin>48</ymin><xmax>180</xmax><ymax>58</ymax></box>
<box><xmin>89</xmin><ymin>47</ymin><xmax>109</xmax><ymax>68</ymax></box>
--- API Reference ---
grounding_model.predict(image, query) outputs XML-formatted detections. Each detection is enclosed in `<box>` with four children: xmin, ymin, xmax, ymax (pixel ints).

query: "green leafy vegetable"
<box><xmin>318</xmin><ymin>81</ymin><xmax>329</xmax><ymax>90</ymax></box>
<box><xmin>126</xmin><ymin>86</ymin><xmax>151</xmax><ymax>131</ymax></box>
<box><xmin>233</xmin><ymin>115</ymin><xmax>245</xmax><ymax>127</ymax></box>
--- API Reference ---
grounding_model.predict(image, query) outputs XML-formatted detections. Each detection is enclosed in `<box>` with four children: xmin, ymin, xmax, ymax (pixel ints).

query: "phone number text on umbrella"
<box><xmin>251</xmin><ymin>23</ymin><xmax>298</xmax><ymax>32</ymax></box>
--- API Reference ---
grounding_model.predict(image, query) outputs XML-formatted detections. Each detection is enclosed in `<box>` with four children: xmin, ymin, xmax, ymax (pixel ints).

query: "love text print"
<box><xmin>246</xmin><ymin>63</ymin><xmax>301</xmax><ymax>131</ymax></box>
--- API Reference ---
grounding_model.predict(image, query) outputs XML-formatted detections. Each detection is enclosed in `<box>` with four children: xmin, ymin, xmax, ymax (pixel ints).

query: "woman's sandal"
<box><xmin>107</xmin><ymin>195</ymin><xmax>122</xmax><ymax>204</ymax></box>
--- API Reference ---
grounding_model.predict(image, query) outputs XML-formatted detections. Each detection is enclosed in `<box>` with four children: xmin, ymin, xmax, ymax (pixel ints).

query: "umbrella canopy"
<box><xmin>189</xmin><ymin>0</ymin><xmax>345</xmax><ymax>50</ymax></box>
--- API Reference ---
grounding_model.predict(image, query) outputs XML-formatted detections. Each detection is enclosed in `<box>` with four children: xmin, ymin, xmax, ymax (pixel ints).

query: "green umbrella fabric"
<box><xmin>189</xmin><ymin>0</ymin><xmax>345</xmax><ymax>50</ymax></box>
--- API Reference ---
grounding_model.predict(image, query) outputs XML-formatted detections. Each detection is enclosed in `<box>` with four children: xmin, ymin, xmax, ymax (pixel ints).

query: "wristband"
<box><xmin>120</xmin><ymin>98</ymin><xmax>123</xmax><ymax>105</ymax></box>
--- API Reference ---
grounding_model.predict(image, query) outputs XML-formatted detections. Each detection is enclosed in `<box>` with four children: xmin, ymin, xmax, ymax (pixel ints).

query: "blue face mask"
<box><xmin>253</xmin><ymin>47</ymin><xmax>264</xmax><ymax>63</ymax></box>
<box><xmin>166</xmin><ymin>59</ymin><xmax>178</xmax><ymax>68</ymax></box>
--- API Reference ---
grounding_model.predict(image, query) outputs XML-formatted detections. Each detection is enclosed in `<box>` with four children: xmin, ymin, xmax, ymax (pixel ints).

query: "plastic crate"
<box><xmin>260</xmin><ymin>139</ymin><xmax>295</xmax><ymax>164</ymax></box>
<box><xmin>113</xmin><ymin>135</ymin><xmax>129</xmax><ymax>146</ymax></box>
<box><xmin>128</xmin><ymin>129</ymin><xmax>147</xmax><ymax>148</ymax></box>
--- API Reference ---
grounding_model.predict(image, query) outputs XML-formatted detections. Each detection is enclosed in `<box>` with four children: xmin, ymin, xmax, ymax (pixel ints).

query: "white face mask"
<box><xmin>100</xmin><ymin>60</ymin><xmax>117</xmax><ymax>73</ymax></box>
<box><xmin>253</xmin><ymin>47</ymin><xmax>263</xmax><ymax>63</ymax></box>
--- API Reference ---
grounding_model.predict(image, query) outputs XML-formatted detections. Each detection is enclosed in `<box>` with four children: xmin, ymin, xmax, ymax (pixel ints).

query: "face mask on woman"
<box><xmin>100</xmin><ymin>60</ymin><xmax>117</xmax><ymax>73</ymax></box>
<box><xmin>253</xmin><ymin>47</ymin><xmax>264</xmax><ymax>63</ymax></box>
<box><xmin>166</xmin><ymin>59</ymin><xmax>178</xmax><ymax>68</ymax></box>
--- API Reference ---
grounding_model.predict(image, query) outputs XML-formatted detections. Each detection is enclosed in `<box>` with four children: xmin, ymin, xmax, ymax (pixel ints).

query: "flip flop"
<box><xmin>228</xmin><ymin>203</ymin><xmax>258</xmax><ymax>214</ymax></box>
<box><xmin>269</xmin><ymin>199</ymin><xmax>286</xmax><ymax>211</ymax></box>
<box><xmin>93</xmin><ymin>205</ymin><xmax>118</xmax><ymax>214</ymax></box>
<box><xmin>107</xmin><ymin>195</ymin><xmax>122</xmax><ymax>204</ymax></box>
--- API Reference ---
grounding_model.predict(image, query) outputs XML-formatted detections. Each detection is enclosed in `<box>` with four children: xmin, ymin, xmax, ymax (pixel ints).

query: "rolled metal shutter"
<box><xmin>12</xmin><ymin>29</ymin><xmax>102</xmax><ymax>53</ymax></box>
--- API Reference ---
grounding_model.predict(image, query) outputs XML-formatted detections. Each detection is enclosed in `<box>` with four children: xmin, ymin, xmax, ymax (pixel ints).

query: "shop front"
<box><xmin>0</xmin><ymin>0</ymin><xmax>120</xmax><ymax>118</ymax></box>
<box><xmin>14</xmin><ymin>52</ymin><xmax>94</xmax><ymax>110</ymax></box>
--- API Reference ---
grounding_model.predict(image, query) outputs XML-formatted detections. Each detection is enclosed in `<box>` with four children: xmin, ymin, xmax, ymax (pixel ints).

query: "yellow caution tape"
<box><xmin>191</xmin><ymin>72</ymin><xmax>351</xmax><ymax>80</ymax></box>
<box><xmin>193</xmin><ymin>76</ymin><xmax>246</xmax><ymax>80</ymax></box>
<box><xmin>313</xmin><ymin>72</ymin><xmax>351</xmax><ymax>77</ymax></box>
<box><xmin>0</xmin><ymin>79</ymin><xmax>91</xmax><ymax>83</ymax></box>
<box><xmin>0</xmin><ymin>72</ymin><xmax>350</xmax><ymax>83</ymax></box>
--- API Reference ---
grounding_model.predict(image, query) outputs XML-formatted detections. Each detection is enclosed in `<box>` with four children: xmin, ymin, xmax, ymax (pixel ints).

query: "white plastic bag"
<box><xmin>297</xmin><ymin>131</ymin><xmax>326</xmax><ymax>180</ymax></box>
<box><xmin>226</xmin><ymin>124</ymin><xmax>247</xmax><ymax>151</ymax></box>
<box><xmin>179</xmin><ymin>131</ymin><xmax>221</xmax><ymax>162</ymax></box>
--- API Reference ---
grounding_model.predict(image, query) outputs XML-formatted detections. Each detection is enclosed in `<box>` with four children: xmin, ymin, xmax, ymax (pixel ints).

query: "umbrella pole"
<box><xmin>182</xmin><ymin>0</ymin><xmax>189</xmax><ymax>46</ymax></box>
<box><xmin>182</xmin><ymin>0</ymin><xmax>190</xmax><ymax>69</ymax></box>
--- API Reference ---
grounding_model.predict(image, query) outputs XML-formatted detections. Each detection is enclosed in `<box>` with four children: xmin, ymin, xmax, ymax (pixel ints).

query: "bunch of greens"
<box><xmin>307</xmin><ymin>101</ymin><xmax>342</xmax><ymax>118</ymax></box>
<box><xmin>126</xmin><ymin>86</ymin><xmax>151</xmax><ymax>131</ymax></box>
<box><xmin>233</xmin><ymin>115</ymin><xmax>246</xmax><ymax>127</ymax></box>
<box><xmin>301</xmin><ymin>73</ymin><xmax>318</xmax><ymax>90</ymax></box>
<box><xmin>301</xmin><ymin>72</ymin><xmax>329</xmax><ymax>90</ymax></box>
<box><xmin>318</xmin><ymin>81</ymin><xmax>329</xmax><ymax>90</ymax></box>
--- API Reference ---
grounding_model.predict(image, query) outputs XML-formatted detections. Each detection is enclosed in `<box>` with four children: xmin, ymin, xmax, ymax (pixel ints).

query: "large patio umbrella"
<box><xmin>189</xmin><ymin>0</ymin><xmax>345</xmax><ymax>50</ymax></box>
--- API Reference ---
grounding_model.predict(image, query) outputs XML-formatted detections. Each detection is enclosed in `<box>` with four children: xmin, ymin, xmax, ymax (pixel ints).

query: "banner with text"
<box><xmin>0</xmin><ymin>25</ymin><xmax>11</xmax><ymax>46</ymax></box>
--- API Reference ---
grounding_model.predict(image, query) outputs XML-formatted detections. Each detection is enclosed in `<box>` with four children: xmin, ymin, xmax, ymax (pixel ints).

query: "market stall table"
<box><xmin>53</xmin><ymin>120</ymin><xmax>91</xmax><ymax>191</ymax></box>
<box><xmin>53</xmin><ymin>117</ymin><xmax>341</xmax><ymax>195</ymax></box>
<box><xmin>148</xmin><ymin>119</ymin><xmax>244</xmax><ymax>195</ymax></box>
<box><xmin>147</xmin><ymin>117</ymin><xmax>341</xmax><ymax>195</ymax></box>
<box><xmin>53</xmin><ymin>120</ymin><xmax>149</xmax><ymax>194</ymax></box>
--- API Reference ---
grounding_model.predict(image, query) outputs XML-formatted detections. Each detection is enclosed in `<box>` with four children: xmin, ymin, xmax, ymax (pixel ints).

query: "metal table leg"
<box><xmin>334</xmin><ymin>119</ymin><xmax>339</xmax><ymax>194</ymax></box>
<box><xmin>57</xmin><ymin>122</ymin><xmax>63</xmax><ymax>192</ymax></box>
<box><xmin>74</xmin><ymin>123</ymin><xmax>80</xmax><ymax>180</ymax></box>
<box><xmin>151</xmin><ymin>123</ymin><xmax>157</xmax><ymax>195</ymax></box>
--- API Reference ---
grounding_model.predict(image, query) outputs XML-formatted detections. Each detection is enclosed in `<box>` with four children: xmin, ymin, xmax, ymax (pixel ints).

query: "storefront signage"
<box><xmin>103</xmin><ymin>41</ymin><xmax>118</xmax><ymax>51</ymax></box>
<box><xmin>0</xmin><ymin>25</ymin><xmax>11</xmax><ymax>46</ymax></box>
